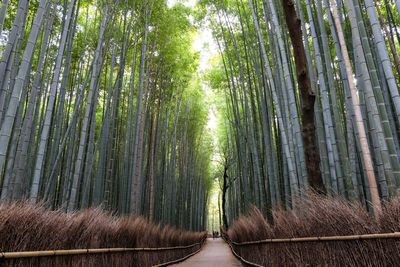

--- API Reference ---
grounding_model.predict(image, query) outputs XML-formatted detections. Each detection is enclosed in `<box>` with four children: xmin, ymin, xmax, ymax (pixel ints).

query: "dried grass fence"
<box><xmin>0</xmin><ymin>202</ymin><xmax>207</xmax><ymax>267</ymax></box>
<box><xmin>225</xmin><ymin>193</ymin><xmax>400</xmax><ymax>266</ymax></box>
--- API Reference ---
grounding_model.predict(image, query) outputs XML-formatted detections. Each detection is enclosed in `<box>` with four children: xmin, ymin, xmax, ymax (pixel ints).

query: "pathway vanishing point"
<box><xmin>172</xmin><ymin>238</ymin><xmax>242</xmax><ymax>267</ymax></box>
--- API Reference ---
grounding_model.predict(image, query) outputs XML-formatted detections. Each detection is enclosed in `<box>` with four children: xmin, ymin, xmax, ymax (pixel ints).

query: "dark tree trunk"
<box><xmin>281</xmin><ymin>0</ymin><xmax>326</xmax><ymax>193</ymax></box>
<box><xmin>222</xmin><ymin>164</ymin><xmax>229</xmax><ymax>229</ymax></box>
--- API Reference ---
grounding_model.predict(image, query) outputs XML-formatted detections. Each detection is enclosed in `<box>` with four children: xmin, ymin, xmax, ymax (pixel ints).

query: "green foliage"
<box><xmin>0</xmin><ymin>0</ymin><xmax>214</xmax><ymax>231</ymax></box>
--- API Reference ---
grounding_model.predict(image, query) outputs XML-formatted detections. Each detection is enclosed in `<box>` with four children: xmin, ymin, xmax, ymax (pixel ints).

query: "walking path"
<box><xmin>171</xmin><ymin>238</ymin><xmax>242</xmax><ymax>267</ymax></box>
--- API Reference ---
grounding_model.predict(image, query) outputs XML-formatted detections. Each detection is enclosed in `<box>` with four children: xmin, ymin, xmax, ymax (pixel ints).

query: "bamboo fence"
<box><xmin>222</xmin><ymin>235</ymin><xmax>263</xmax><ymax>267</ymax></box>
<box><xmin>0</xmin><ymin>237</ymin><xmax>206</xmax><ymax>259</ymax></box>
<box><xmin>222</xmin><ymin>232</ymin><xmax>400</xmax><ymax>266</ymax></box>
<box><xmin>230</xmin><ymin>232</ymin><xmax>400</xmax><ymax>246</ymax></box>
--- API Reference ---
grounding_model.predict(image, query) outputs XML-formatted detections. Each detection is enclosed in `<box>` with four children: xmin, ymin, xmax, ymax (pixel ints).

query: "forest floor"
<box><xmin>172</xmin><ymin>238</ymin><xmax>242</xmax><ymax>267</ymax></box>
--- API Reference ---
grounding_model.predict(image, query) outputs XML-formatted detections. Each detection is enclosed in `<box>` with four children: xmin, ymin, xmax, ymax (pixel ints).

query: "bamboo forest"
<box><xmin>1</xmin><ymin>0</ymin><xmax>400</xmax><ymax>266</ymax></box>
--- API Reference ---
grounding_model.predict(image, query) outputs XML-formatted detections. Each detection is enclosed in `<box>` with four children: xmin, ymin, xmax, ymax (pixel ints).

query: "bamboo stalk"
<box><xmin>0</xmin><ymin>239</ymin><xmax>206</xmax><ymax>259</ymax></box>
<box><xmin>231</xmin><ymin>232</ymin><xmax>400</xmax><ymax>245</ymax></box>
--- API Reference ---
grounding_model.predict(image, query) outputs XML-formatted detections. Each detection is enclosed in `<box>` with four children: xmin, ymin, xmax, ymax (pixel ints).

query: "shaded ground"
<box><xmin>172</xmin><ymin>238</ymin><xmax>242</xmax><ymax>267</ymax></box>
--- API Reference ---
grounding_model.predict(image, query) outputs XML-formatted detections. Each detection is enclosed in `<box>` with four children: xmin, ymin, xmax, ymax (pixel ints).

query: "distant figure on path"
<box><xmin>212</xmin><ymin>231</ymin><xmax>219</xmax><ymax>239</ymax></box>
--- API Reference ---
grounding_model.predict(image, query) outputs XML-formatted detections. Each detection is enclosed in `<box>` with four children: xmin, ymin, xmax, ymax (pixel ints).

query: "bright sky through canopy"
<box><xmin>167</xmin><ymin>0</ymin><xmax>218</xmax><ymax>131</ymax></box>
<box><xmin>167</xmin><ymin>0</ymin><xmax>197</xmax><ymax>8</ymax></box>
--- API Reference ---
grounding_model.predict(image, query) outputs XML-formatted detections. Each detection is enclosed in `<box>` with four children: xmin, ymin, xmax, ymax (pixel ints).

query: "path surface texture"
<box><xmin>172</xmin><ymin>238</ymin><xmax>242</xmax><ymax>267</ymax></box>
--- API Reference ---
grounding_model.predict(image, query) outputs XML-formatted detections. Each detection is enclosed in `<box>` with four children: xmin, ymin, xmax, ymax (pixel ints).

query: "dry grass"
<box><xmin>0</xmin><ymin>202</ymin><xmax>206</xmax><ymax>267</ymax></box>
<box><xmin>227</xmin><ymin>193</ymin><xmax>400</xmax><ymax>266</ymax></box>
